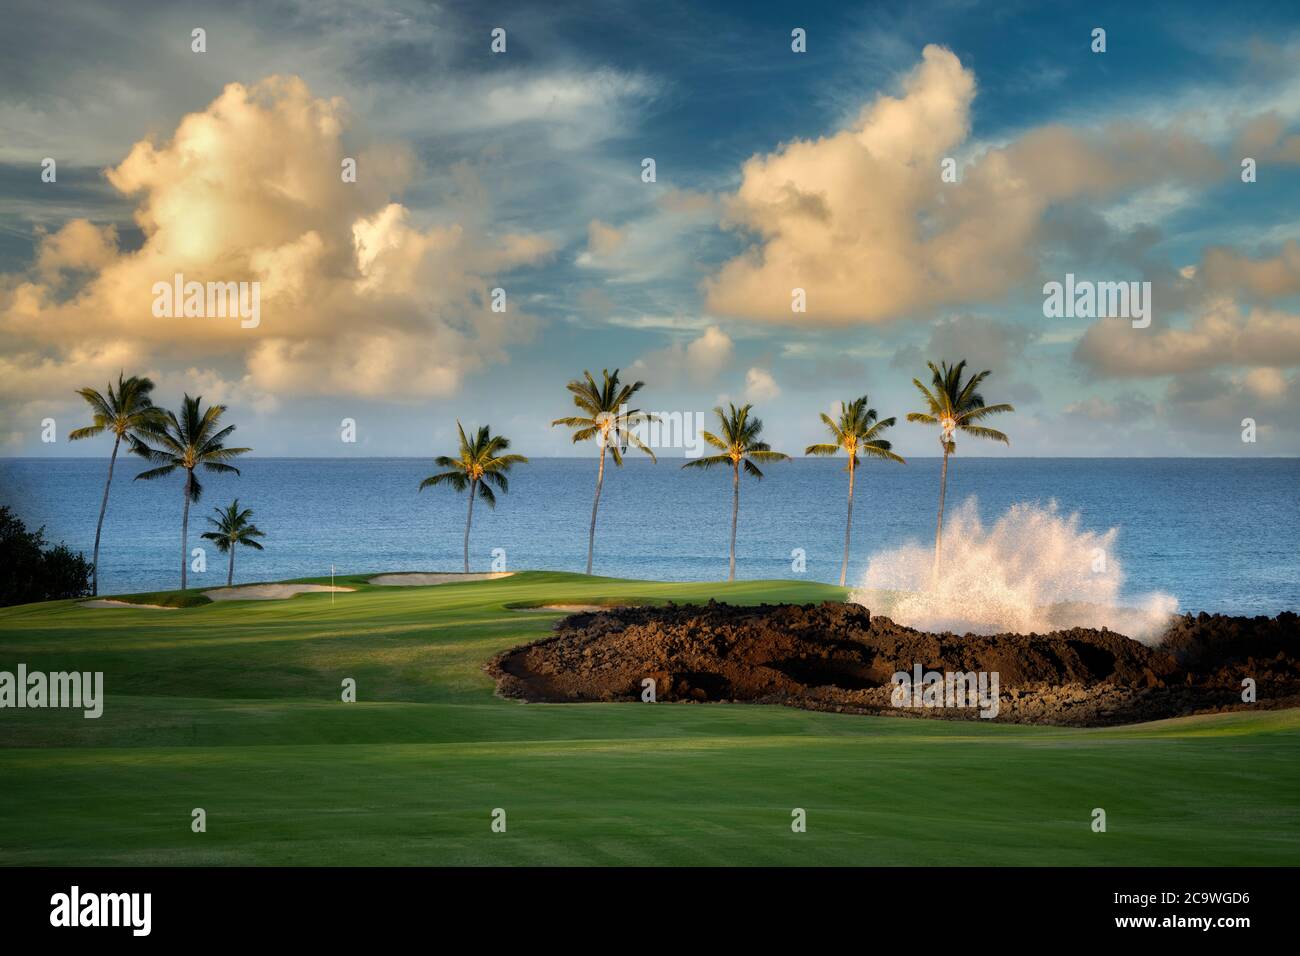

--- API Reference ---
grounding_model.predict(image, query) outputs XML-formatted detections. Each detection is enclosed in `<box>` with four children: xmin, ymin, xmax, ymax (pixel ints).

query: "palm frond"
<box><xmin>419</xmin><ymin>472</ymin><xmax>468</xmax><ymax>492</ymax></box>
<box><xmin>958</xmin><ymin>424</ymin><xmax>1010</xmax><ymax>444</ymax></box>
<box><xmin>805</xmin><ymin>442</ymin><xmax>840</xmax><ymax>456</ymax></box>
<box><xmin>700</xmin><ymin>430</ymin><xmax>727</xmax><ymax>451</ymax></box>
<box><xmin>680</xmin><ymin>454</ymin><xmax>731</xmax><ymax>470</ymax></box>
<box><xmin>861</xmin><ymin>442</ymin><xmax>906</xmax><ymax>464</ymax></box>
<box><xmin>959</xmin><ymin>402</ymin><xmax>1015</xmax><ymax>423</ymax></box>
<box><xmin>133</xmin><ymin>464</ymin><xmax>178</xmax><ymax>482</ymax></box>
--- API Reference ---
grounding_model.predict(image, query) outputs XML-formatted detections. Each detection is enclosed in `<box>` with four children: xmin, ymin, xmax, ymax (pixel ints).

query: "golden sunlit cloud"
<box><xmin>0</xmin><ymin>75</ymin><xmax>554</xmax><ymax>411</ymax></box>
<box><xmin>704</xmin><ymin>45</ymin><xmax>1224</xmax><ymax>325</ymax></box>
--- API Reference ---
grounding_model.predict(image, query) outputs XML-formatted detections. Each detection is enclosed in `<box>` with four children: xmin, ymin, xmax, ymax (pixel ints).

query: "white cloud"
<box><xmin>704</xmin><ymin>45</ymin><xmax>1224</xmax><ymax>325</ymax></box>
<box><xmin>1074</xmin><ymin>299</ymin><xmax>1300</xmax><ymax>377</ymax></box>
<box><xmin>0</xmin><ymin>76</ymin><xmax>554</xmax><ymax>413</ymax></box>
<box><xmin>743</xmin><ymin>366</ymin><xmax>781</xmax><ymax>402</ymax></box>
<box><xmin>629</xmin><ymin>325</ymin><xmax>735</xmax><ymax>387</ymax></box>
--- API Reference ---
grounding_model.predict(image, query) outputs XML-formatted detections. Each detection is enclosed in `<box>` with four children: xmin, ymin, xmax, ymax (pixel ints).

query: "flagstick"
<box><xmin>331</xmin><ymin>564</ymin><xmax>335</xmax><ymax>606</ymax></box>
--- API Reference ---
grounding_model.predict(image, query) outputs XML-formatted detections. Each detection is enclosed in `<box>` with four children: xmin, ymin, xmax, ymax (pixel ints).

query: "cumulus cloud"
<box><xmin>686</xmin><ymin>326</ymin><xmax>735</xmax><ymax>376</ymax></box>
<box><xmin>1074</xmin><ymin>300</ymin><xmax>1300</xmax><ymax>377</ymax></box>
<box><xmin>743</xmin><ymin>366</ymin><xmax>781</xmax><ymax>402</ymax></box>
<box><xmin>34</xmin><ymin>220</ymin><xmax>119</xmax><ymax>280</ymax></box>
<box><xmin>703</xmin><ymin>45</ymin><xmax>1223</xmax><ymax>325</ymax></box>
<box><xmin>1070</xmin><ymin>233</ymin><xmax>1300</xmax><ymax>390</ymax></box>
<box><xmin>1164</xmin><ymin>369</ymin><xmax>1299</xmax><ymax>436</ymax></box>
<box><xmin>1198</xmin><ymin>240</ymin><xmax>1300</xmax><ymax>301</ymax></box>
<box><xmin>0</xmin><ymin>341</ymin><xmax>145</xmax><ymax>407</ymax></box>
<box><xmin>1244</xmin><ymin>366</ymin><xmax>1292</xmax><ymax>400</ymax></box>
<box><xmin>629</xmin><ymin>325</ymin><xmax>734</xmax><ymax>386</ymax></box>
<box><xmin>0</xmin><ymin>75</ymin><xmax>553</xmax><ymax>412</ymax></box>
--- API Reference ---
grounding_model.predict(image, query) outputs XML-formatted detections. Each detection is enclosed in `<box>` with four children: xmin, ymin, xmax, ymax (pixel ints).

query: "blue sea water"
<box><xmin>1</xmin><ymin>456</ymin><xmax>1296</xmax><ymax>615</ymax></box>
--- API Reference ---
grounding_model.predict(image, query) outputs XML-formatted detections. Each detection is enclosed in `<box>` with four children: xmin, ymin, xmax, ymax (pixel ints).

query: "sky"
<box><xmin>2</xmin><ymin>0</ymin><xmax>1300</xmax><ymax>458</ymax></box>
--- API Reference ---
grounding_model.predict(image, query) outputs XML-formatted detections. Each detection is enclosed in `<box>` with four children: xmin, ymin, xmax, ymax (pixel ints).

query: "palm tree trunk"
<box><xmin>729</xmin><ymin>461</ymin><xmax>739</xmax><ymax>582</ymax></box>
<box><xmin>180</xmin><ymin>470</ymin><xmax>192</xmax><ymax>590</ymax></box>
<box><xmin>90</xmin><ymin>434</ymin><xmax>121</xmax><ymax>596</ymax></box>
<box><xmin>227</xmin><ymin>546</ymin><xmax>235</xmax><ymax>587</ymax></box>
<box><xmin>586</xmin><ymin>440</ymin><xmax>606</xmax><ymax>575</ymax></box>
<box><xmin>840</xmin><ymin>458</ymin><xmax>855</xmax><ymax>588</ymax></box>
<box><xmin>463</xmin><ymin>479</ymin><xmax>476</xmax><ymax>574</ymax></box>
<box><xmin>932</xmin><ymin>447</ymin><xmax>949</xmax><ymax>582</ymax></box>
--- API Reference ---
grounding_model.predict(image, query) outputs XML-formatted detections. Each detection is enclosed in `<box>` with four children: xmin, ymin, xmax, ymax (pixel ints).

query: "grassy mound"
<box><xmin>99</xmin><ymin>589</ymin><xmax>213</xmax><ymax>608</ymax></box>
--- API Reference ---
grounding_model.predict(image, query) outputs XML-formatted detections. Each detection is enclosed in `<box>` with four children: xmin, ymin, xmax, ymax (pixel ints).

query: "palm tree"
<box><xmin>200</xmin><ymin>499</ymin><xmax>265</xmax><ymax>586</ymax></box>
<box><xmin>806</xmin><ymin>396</ymin><xmax>906</xmax><ymax>587</ymax></box>
<box><xmin>67</xmin><ymin>373</ymin><xmax>166</xmax><ymax>595</ymax></box>
<box><xmin>130</xmin><ymin>395</ymin><xmax>252</xmax><ymax>589</ymax></box>
<box><xmin>906</xmin><ymin>360</ymin><xmax>1014</xmax><ymax>577</ymax></box>
<box><xmin>419</xmin><ymin>423</ymin><xmax>528</xmax><ymax>573</ymax></box>
<box><xmin>682</xmin><ymin>403</ymin><xmax>790</xmax><ymax>581</ymax></box>
<box><xmin>551</xmin><ymin>369</ymin><xmax>656</xmax><ymax>574</ymax></box>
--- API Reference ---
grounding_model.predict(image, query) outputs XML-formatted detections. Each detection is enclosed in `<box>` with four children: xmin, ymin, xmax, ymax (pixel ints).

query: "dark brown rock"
<box><xmin>485</xmin><ymin>601</ymin><xmax>1300</xmax><ymax>726</ymax></box>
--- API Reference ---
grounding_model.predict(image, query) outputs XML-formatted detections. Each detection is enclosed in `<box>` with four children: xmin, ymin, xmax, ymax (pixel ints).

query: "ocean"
<box><xmin>1</xmin><ymin>456</ymin><xmax>1297</xmax><ymax>615</ymax></box>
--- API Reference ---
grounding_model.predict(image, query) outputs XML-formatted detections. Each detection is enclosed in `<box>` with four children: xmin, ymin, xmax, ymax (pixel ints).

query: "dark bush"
<box><xmin>0</xmin><ymin>505</ymin><xmax>93</xmax><ymax>606</ymax></box>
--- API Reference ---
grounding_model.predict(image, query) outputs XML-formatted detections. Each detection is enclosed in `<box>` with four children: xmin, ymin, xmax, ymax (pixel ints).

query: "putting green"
<box><xmin>1</xmin><ymin>570</ymin><xmax>1297</xmax><ymax>866</ymax></box>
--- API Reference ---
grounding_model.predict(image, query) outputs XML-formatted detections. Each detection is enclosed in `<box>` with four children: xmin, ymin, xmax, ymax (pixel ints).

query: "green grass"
<box><xmin>1</xmin><ymin>570</ymin><xmax>1297</xmax><ymax>866</ymax></box>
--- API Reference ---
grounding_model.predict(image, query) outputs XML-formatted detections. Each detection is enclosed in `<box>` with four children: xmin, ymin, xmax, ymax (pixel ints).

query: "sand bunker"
<box><xmin>488</xmin><ymin>601</ymin><xmax>1300</xmax><ymax>727</ymax></box>
<box><xmin>80</xmin><ymin>599</ymin><xmax>176</xmax><ymax>610</ymax></box>
<box><xmin>202</xmin><ymin>584</ymin><xmax>355</xmax><ymax>601</ymax></box>
<box><xmin>368</xmin><ymin>572</ymin><xmax>513</xmax><ymax>586</ymax></box>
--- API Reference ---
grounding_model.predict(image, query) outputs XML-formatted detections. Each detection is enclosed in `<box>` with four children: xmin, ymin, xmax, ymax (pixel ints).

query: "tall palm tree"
<box><xmin>806</xmin><ymin>396</ymin><xmax>906</xmax><ymax>587</ymax></box>
<box><xmin>551</xmin><ymin>369</ymin><xmax>656</xmax><ymax>574</ymax></box>
<box><xmin>200</xmin><ymin>499</ymin><xmax>266</xmax><ymax>586</ymax></box>
<box><xmin>682</xmin><ymin>403</ymin><xmax>790</xmax><ymax>581</ymax></box>
<box><xmin>906</xmin><ymin>360</ymin><xmax>1014</xmax><ymax>577</ymax></box>
<box><xmin>68</xmin><ymin>373</ymin><xmax>166</xmax><ymax>595</ymax></box>
<box><xmin>130</xmin><ymin>395</ymin><xmax>252</xmax><ymax>589</ymax></box>
<box><xmin>419</xmin><ymin>423</ymin><xmax>528</xmax><ymax>573</ymax></box>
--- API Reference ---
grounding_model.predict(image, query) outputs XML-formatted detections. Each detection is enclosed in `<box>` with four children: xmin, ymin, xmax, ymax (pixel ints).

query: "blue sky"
<box><xmin>2</xmin><ymin>0</ymin><xmax>1299</xmax><ymax>458</ymax></box>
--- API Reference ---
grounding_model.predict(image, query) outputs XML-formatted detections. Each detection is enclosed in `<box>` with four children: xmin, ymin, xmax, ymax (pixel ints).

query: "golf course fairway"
<box><xmin>1</xmin><ymin>570</ymin><xmax>1297</xmax><ymax>866</ymax></box>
